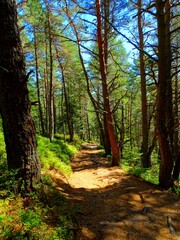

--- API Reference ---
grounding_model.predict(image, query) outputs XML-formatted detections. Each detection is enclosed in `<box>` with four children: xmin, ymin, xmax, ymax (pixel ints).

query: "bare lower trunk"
<box><xmin>156</xmin><ymin>0</ymin><xmax>173</xmax><ymax>188</ymax></box>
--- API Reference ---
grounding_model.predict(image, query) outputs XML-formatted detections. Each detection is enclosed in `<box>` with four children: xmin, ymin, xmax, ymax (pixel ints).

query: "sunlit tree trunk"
<box><xmin>33</xmin><ymin>27</ymin><xmax>45</xmax><ymax>135</ymax></box>
<box><xmin>47</xmin><ymin>8</ymin><xmax>54</xmax><ymax>142</ymax></box>
<box><xmin>53</xmin><ymin>94</ymin><xmax>56</xmax><ymax>134</ymax></box>
<box><xmin>61</xmin><ymin>86</ymin><xmax>67</xmax><ymax>141</ymax></box>
<box><xmin>64</xmin><ymin>1</ymin><xmax>108</xmax><ymax>147</ymax></box>
<box><xmin>102</xmin><ymin>0</ymin><xmax>111</xmax><ymax>155</ymax></box>
<box><xmin>128</xmin><ymin>97</ymin><xmax>133</xmax><ymax>150</ymax></box>
<box><xmin>120</xmin><ymin>104</ymin><xmax>125</xmax><ymax>158</ymax></box>
<box><xmin>55</xmin><ymin>46</ymin><xmax>74</xmax><ymax>141</ymax></box>
<box><xmin>44</xmin><ymin>41</ymin><xmax>49</xmax><ymax>135</ymax></box>
<box><xmin>0</xmin><ymin>0</ymin><xmax>41</xmax><ymax>193</ymax></box>
<box><xmin>103</xmin><ymin>114</ymin><xmax>111</xmax><ymax>155</ymax></box>
<box><xmin>138</xmin><ymin>0</ymin><xmax>151</xmax><ymax>168</ymax></box>
<box><xmin>96</xmin><ymin>0</ymin><xmax>120</xmax><ymax>166</ymax></box>
<box><xmin>61</xmin><ymin>65</ymin><xmax>74</xmax><ymax>142</ymax></box>
<box><xmin>86</xmin><ymin>104</ymin><xmax>91</xmax><ymax>141</ymax></box>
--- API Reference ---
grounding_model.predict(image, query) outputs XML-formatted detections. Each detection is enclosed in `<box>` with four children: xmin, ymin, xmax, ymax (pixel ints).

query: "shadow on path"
<box><xmin>50</xmin><ymin>144</ymin><xmax>180</xmax><ymax>240</ymax></box>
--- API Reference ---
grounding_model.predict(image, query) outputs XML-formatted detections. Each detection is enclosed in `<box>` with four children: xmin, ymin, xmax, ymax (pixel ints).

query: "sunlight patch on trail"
<box><xmin>48</xmin><ymin>144</ymin><xmax>180</xmax><ymax>240</ymax></box>
<box><xmin>68</xmin><ymin>169</ymin><xmax>125</xmax><ymax>189</ymax></box>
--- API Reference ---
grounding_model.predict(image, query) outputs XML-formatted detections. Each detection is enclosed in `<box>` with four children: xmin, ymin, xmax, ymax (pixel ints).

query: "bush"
<box><xmin>121</xmin><ymin>146</ymin><xmax>159</xmax><ymax>185</ymax></box>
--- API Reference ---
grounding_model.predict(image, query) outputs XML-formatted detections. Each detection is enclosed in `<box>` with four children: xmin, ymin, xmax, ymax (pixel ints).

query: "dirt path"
<box><xmin>51</xmin><ymin>144</ymin><xmax>180</xmax><ymax>240</ymax></box>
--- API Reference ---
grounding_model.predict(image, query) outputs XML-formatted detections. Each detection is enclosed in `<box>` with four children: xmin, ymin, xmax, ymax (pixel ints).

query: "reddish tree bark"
<box><xmin>96</xmin><ymin>0</ymin><xmax>120</xmax><ymax>166</ymax></box>
<box><xmin>64</xmin><ymin>1</ymin><xmax>110</xmax><ymax>151</ymax></box>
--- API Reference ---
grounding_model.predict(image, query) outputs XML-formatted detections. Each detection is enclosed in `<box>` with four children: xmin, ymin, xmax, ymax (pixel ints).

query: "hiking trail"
<box><xmin>50</xmin><ymin>143</ymin><xmax>180</xmax><ymax>240</ymax></box>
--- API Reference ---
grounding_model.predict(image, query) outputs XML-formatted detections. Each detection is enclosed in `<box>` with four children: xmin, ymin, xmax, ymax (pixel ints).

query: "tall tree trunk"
<box><xmin>55</xmin><ymin>46</ymin><xmax>74</xmax><ymax>142</ymax></box>
<box><xmin>33</xmin><ymin>27</ymin><xmax>45</xmax><ymax>136</ymax></box>
<box><xmin>119</xmin><ymin>104</ymin><xmax>125</xmax><ymax>158</ymax></box>
<box><xmin>53</xmin><ymin>93</ymin><xmax>56</xmax><ymax>134</ymax></box>
<box><xmin>61</xmin><ymin>65</ymin><xmax>74</xmax><ymax>142</ymax></box>
<box><xmin>96</xmin><ymin>0</ymin><xmax>120</xmax><ymax>166</ymax></box>
<box><xmin>172</xmin><ymin>36</ymin><xmax>180</xmax><ymax>183</ymax></box>
<box><xmin>64</xmin><ymin>1</ymin><xmax>108</xmax><ymax>148</ymax></box>
<box><xmin>44</xmin><ymin>67</ymin><xmax>49</xmax><ymax>135</ymax></box>
<box><xmin>165</xmin><ymin>1</ymin><xmax>173</xmax><ymax>150</ymax></box>
<box><xmin>44</xmin><ymin>35</ymin><xmax>50</xmax><ymax>135</ymax></box>
<box><xmin>156</xmin><ymin>0</ymin><xmax>173</xmax><ymax>188</ymax></box>
<box><xmin>47</xmin><ymin>10</ymin><xmax>54</xmax><ymax>142</ymax></box>
<box><xmin>138</xmin><ymin>0</ymin><xmax>151</xmax><ymax>168</ymax></box>
<box><xmin>128</xmin><ymin>95</ymin><xmax>133</xmax><ymax>150</ymax></box>
<box><xmin>61</xmin><ymin>85</ymin><xmax>66</xmax><ymax>141</ymax></box>
<box><xmin>173</xmin><ymin>43</ymin><xmax>179</xmax><ymax>155</ymax></box>
<box><xmin>102</xmin><ymin>0</ymin><xmax>111</xmax><ymax>155</ymax></box>
<box><xmin>174</xmin><ymin>45</ymin><xmax>180</xmax><ymax>155</ymax></box>
<box><xmin>0</xmin><ymin>0</ymin><xmax>41</xmax><ymax>193</ymax></box>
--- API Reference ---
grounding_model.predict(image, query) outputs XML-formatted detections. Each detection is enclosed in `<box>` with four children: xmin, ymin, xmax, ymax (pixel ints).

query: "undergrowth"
<box><xmin>120</xmin><ymin>146</ymin><xmax>179</xmax><ymax>194</ymax></box>
<box><xmin>121</xmin><ymin>146</ymin><xmax>159</xmax><ymax>185</ymax></box>
<box><xmin>0</xmin><ymin>132</ymin><xmax>79</xmax><ymax>239</ymax></box>
<box><xmin>37</xmin><ymin>135</ymin><xmax>78</xmax><ymax>176</ymax></box>
<box><xmin>0</xmin><ymin>177</ymin><xmax>75</xmax><ymax>240</ymax></box>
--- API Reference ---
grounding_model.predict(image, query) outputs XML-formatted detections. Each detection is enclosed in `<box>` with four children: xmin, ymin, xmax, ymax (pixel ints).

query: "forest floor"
<box><xmin>49</xmin><ymin>143</ymin><xmax>180</xmax><ymax>240</ymax></box>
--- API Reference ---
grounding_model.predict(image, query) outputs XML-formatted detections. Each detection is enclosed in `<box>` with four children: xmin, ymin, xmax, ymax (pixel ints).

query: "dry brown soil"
<box><xmin>50</xmin><ymin>143</ymin><xmax>180</xmax><ymax>240</ymax></box>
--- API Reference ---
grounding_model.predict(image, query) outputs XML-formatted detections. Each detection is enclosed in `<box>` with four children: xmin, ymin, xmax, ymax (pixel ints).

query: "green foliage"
<box><xmin>0</xmin><ymin>118</ymin><xmax>3</xmax><ymax>133</ymax></box>
<box><xmin>37</xmin><ymin>135</ymin><xmax>78</xmax><ymax>176</ymax></box>
<box><xmin>0</xmin><ymin>131</ymin><xmax>78</xmax><ymax>239</ymax></box>
<box><xmin>107</xmin><ymin>155</ymin><xmax>112</xmax><ymax>162</ymax></box>
<box><xmin>98</xmin><ymin>151</ymin><xmax>107</xmax><ymax>158</ymax></box>
<box><xmin>121</xmin><ymin>146</ymin><xmax>159</xmax><ymax>185</ymax></box>
<box><xmin>97</xmin><ymin>144</ymin><xmax>104</xmax><ymax>150</ymax></box>
<box><xmin>54</xmin><ymin>134</ymin><xmax>82</xmax><ymax>148</ymax></box>
<box><xmin>0</xmin><ymin>132</ymin><xmax>6</xmax><ymax>163</ymax></box>
<box><xmin>122</xmin><ymin>146</ymin><xmax>141</xmax><ymax>166</ymax></box>
<box><xmin>0</xmin><ymin>133</ymin><xmax>20</xmax><ymax>197</ymax></box>
<box><xmin>20</xmin><ymin>208</ymin><xmax>42</xmax><ymax>232</ymax></box>
<box><xmin>0</xmin><ymin>168</ymin><xmax>20</xmax><ymax>198</ymax></box>
<box><xmin>173</xmin><ymin>186</ymin><xmax>180</xmax><ymax>195</ymax></box>
<box><xmin>53</xmin><ymin>216</ymin><xmax>74</xmax><ymax>240</ymax></box>
<box><xmin>0</xmin><ymin>190</ymin><xmax>73</xmax><ymax>240</ymax></box>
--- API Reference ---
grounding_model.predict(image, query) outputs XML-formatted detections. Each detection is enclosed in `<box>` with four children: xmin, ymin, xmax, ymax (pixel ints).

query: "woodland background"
<box><xmin>14</xmin><ymin>0</ymin><xmax>179</xmax><ymax>186</ymax></box>
<box><xmin>0</xmin><ymin>0</ymin><xmax>179</xmax><ymax>239</ymax></box>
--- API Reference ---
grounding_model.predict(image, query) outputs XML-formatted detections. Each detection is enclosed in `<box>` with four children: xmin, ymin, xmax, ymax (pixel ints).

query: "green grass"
<box><xmin>0</xmin><ymin>132</ymin><xmax>79</xmax><ymax>239</ymax></box>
